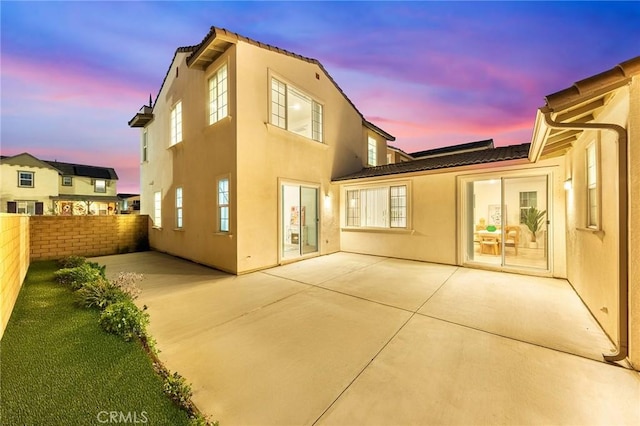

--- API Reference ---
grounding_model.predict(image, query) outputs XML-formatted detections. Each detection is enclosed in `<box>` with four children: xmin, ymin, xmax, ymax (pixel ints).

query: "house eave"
<box><xmin>128</xmin><ymin>113</ymin><xmax>154</xmax><ymax>128</ymax></box>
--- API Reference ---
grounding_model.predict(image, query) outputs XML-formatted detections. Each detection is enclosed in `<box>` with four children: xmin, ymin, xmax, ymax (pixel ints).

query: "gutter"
<box><xmin>542</xmin><ymin>109</ymin><xmax>628</xmax><ymax>363</ymax></box>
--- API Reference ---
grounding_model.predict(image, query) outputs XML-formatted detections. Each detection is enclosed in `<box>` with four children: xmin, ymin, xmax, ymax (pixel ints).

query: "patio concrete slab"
<box><xmin>263</xmin><ymin>251</ymin><xmax>386</xmax><ymax>285</ymax></box>
<box><xmin>93</xmin><ymin>251</ymin><xmax>640</xmax><ymax>426</ymax></box>
<box><xmin>419</xmin><ymin>267</ymin><xmax>616</xmax><ymax>360</ymax></box>
<box><xmin>317</xmin><ymin>315</ymin><xmax>640</xmax><ymax>426</ymax></box>
<box><xmin>317</xmin><ymin>257</ymin><xmax>458</xmax><ymax>311</ymax></box>
<box><xmin>155</xmin><ymin>286</ymin><xmax>411</xmax><ymax>426</ymax></box>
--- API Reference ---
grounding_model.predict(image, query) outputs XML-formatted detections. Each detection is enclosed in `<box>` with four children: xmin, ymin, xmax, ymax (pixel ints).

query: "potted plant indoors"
<box><xmin>524</xmin><ymin>206</ymin><xmax>546</xmax><ymax>249</ymax></box>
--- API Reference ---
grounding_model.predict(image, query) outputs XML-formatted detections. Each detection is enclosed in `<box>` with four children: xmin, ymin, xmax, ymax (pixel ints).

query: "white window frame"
<box><xmin>94</xmin><ymin>179</ymin><xmax>106</xmax><ymax>193</ymax></box>
<box><xmin>142</xmin><ymin>130</ymin><xmax>148</xmax><ymax>162</ymax></box>
<box><xmin>18</xmin><ymin>171</ymin><xmax>34</xmax><ymax>188</ymax></box>
<box><xmin>217</xmin><ymin>178</ymin><xmax>230</xmax><ymax>232</ymax></box>
<box><xmin>368</xmin><ymin>136</ymin><xmax>377</xmax><ymax>166</ymax></box>
<box><xmin>270</xmin><ymin>77</ymin><xmax>323</xmax><ymax>142</ymax></box>
<box><xmin>209</xmin><ymin>64</ymin><xmax>228</xmax><ymax>125</ymax></box>
<box><xmin>17</xmin><ymin>201</ymin><xmax>36</xmax><ymax>215</ymax></box>
<box><xmin>345</xmin><ymin>183</ymin><xmax>409</xmax><ymax>229</ymax></box>
<box><xmin>176</xmin><ymin>187</ymin><xmax>183</xmax><ymax>229</ymax></box>
<box><xmin>62</xmin><ymin>176</ymin><xmax>73</xmax><ymax>186</ymax></box>
<box><xmin>170</xmin><ymin>101</ymin><xmax>182</xmax><ymax>145</ymax></box>
<box><xmin>154</xmin><ymin>191</ymin><xmax>162</xmax><ymax>228</ymax></box>
<box><xmin>586</xmin><ymin>141</ymin><xmax>600</xmax><ymax>229</ymax></box>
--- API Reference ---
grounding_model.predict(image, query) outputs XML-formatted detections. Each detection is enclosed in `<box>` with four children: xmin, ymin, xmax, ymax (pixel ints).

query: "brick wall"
<box><xmin>30</xmin><ymin>215</ymin><xmax>149</xmax><ymax>261</ymax></box>
<box><xmin>1</xmin><ymin>213</ymin><xmax>30</xmax><ymax>339</ymax></box>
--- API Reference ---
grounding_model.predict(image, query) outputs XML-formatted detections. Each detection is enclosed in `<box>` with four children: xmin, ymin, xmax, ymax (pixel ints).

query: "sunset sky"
<box><xmin>2</xmin><ymin>1</ymin><xmax>639</xmax><ymax>193</ymax></box>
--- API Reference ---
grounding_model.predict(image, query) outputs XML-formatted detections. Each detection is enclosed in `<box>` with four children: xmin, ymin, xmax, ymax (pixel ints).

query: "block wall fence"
<box><xmin>29</xmin><ymin>215</ymin><xmax>149</xmax><ymax>260</ymax></box>
<box><xmin>0</xmin><ymin>214</ymin><xmax>149</xmax><ymax>339</ymax></box>
<box><xmin>0</xmin><ymin>213</ymin><xmax>30</xmax><ymax>339</ymax></box>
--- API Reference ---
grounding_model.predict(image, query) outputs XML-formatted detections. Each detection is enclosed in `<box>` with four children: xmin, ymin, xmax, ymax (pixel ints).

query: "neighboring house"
<box><xmin>117</xmin><ymin>193</ymin><xmax>141</xmax><ymax>214</ymax></box>
<box><xmin>386</xmin><ymin>145</ymin><xmax>413</xmax><ymax>164</ymax></box>
<box><xmin>129</xmin><ymin>27</ymin><xmax>395</xmax><ymax>274</ymax></box>
<box><xmin>0</xmin><ymin>153</ymin><xmax>120</xmax><ymax>215</ymax></box>
<box><xmin>45</xmin><ymin>160</ymin><xmax>119</xmax><ymax>215</ymax></box>
<box><xmin>0</xmin><ymin>153</ymin><xmax>59</xmax><ymax>215</ymax></box>
<box><xmin>409</xmin><ymin>138</ymin><xmax>495</xmax><ymax>159</ymax></box>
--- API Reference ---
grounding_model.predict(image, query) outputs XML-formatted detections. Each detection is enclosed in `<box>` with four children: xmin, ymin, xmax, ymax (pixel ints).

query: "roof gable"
<box><xmin>139</xmin><ymin>26</ymin><xmax>394</xmax><ymax>141</ymax></box>
<box><xmin>0</xmin><ymin>152</ymin><xmax>61</xmax><ymax>172</ymax></box>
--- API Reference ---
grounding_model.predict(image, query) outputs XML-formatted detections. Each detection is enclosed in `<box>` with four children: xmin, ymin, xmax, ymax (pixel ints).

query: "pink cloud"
<box><xmin>2</xmin><ymin>54</ymin><xmax>149</xmax><ymax>111</ymax></box>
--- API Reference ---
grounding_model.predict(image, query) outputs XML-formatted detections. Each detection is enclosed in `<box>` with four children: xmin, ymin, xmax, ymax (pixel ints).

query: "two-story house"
<box><xmin>0</xmin><ymin>153</ymin><xmax>120</xmax><ymax>215</ymax></box>
<box><xmin>129</xmin><ymin>27</ymin><xmax>394</xmax><ymax>274</ymax></box>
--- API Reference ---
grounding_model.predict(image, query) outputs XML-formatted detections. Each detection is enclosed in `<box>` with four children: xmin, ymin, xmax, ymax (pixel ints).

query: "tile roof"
<box><xmin>334</xmin><ymin>142</ymin><xmax>531</xmax><ymax>181</ymax></box>
<box><xmin>44</xmin><ymin>160</ymin><xmax>118</xmax><ymax>180</ymax></box>
<box><xmin>410</xmin><ymin>139</ymin><xmax>494</xmax><ymax>158</ymax></box>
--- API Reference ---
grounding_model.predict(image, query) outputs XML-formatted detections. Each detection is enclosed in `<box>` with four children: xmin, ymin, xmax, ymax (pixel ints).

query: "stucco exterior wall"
<box><xmin>563</xmin><ymin>86</ymin><xmax>629</xmax><ymax>349</ymax></box>
<box><xmin>0</xmin><ymin>163</ymin><xmax>59</xmax><ymax>213</ymax></box>
<box><xmin>340</xmin><ymin>157</ymin><xmax>566</xmax><ymax>277</ymax></box>
<box><xmin>140</xmin><ymin>50</ymin><xmax>238</xmax><ymax>273</ymax></box>
<box><xmin>627</xmin><ymin>76</ymin><xmax>639</xmax><ymax>368</ymax></box>
<box><xmin>0</xmin><ymin>213</ymin><xmax>30</xmax><ymax>339</ymax></box>
<box><xmin>234</xmin><ymin>42</ymin><xmax>376</xmax><ymax>273</ymax></box>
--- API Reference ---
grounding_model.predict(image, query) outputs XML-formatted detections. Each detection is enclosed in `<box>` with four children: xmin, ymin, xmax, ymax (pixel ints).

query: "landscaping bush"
<box><xmin>75</xmin><ymin>279</ymin><xmax>128</xmax><ymax>310</ymax></box>
<box><xmin>99</xmin><ymin>300</ymin><xmax>149</xmax><ymax>341</ymax></box>
<box><xmin>54</xmin><ymin>263</ymin><xmax>103</xmax><ymax>290</ymax></box>
<box><xmin>111</xmin><ymin>272</ymin><xmax>143</xmax><ymax>300</ymax></box>
<box><xmin>57</xmin><ymin>255</ymin><xmax>86</xmax><ymax>269</ymax></box>
<box><xmin>86</xmin><ymin>261</ymin><xmax>107</xmax><ymax>278</ymax></box>
<box><xmin>163</xmin><ymin>371</ymin><xmax>193</xmax><ymax>407</ymax></box>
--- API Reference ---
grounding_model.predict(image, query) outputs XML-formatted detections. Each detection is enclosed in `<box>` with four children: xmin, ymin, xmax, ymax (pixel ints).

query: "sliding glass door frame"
<box><xmin>278</xmin><ymin>179</ymin><xmax>321</xmax><ymax>263</ymax></box>
<box><xmin>458</xmin><ymin>170</ymin><xmax>554</xmax><ymax>275</ymax></box>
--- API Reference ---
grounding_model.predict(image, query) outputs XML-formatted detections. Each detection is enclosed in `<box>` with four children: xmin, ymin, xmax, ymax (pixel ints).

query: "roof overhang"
<box><xmin>364</xmin><ymin>120</ymin><xmax>395</xmax><ymax>141</ymax></box>
<box><xmin>186</xmin><ymin>27</ymin><xmax>236</xmax><ymax>70</ymax></box>
<box><xmin>128</xmin><ymin>106</ymin><xmax>154</xmax><ymax>128</ymax></box>
<box><xmin>529</xmin><ymin>56</ymin><xmax>640</xmax><ymax>162</ymax></box>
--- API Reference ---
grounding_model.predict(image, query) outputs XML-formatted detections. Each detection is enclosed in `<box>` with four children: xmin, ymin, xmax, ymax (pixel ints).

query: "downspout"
<box><xmin>542</xmin><ymin>110</ymin><xmax>628</xmax><ymax>363</ymax></box>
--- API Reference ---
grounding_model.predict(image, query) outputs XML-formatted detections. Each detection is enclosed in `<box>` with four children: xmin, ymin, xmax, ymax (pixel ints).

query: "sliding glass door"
<box><xmin>465</xmin><ymin>174</ymin><xmax>549</xmax><ymax>271</ymax></box>
<box><xmin>282</xmin><ymin>184</ymin><xmax>318</xmax><ymax>259</ymax></box>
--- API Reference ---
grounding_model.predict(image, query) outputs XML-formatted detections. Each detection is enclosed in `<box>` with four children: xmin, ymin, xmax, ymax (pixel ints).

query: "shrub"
<box><xmin>57</xmin><ymin>255</ymin><xmax>86</xmax><ymax>269</ymax></box>
<box><xmin>111</xmin><ymin>272</ymin><xmax>143</xmax><ymax>300</ymax></box>
<box><xmin>99</xmin><ymin>301</ymin><xmax>149</xmax><ymax>341</ymax></box>
<box><xmin>163</xmin><ymin>371</ymin><xmax>193</xmax><ymax>407</ymax></box>
<box><xmin>54</xmin><ymin>264</ymin><xmax>103</xmax><ymax>290</ymax></box>
<box><xmin>75</xmin><ymin>279</ymin><xmax>128</xmax><ymax>310</ymax></box>
<box><xmin>86</xmin><ymin>261</ymin><xmax>107</xmax><ymax>278</ymax></box>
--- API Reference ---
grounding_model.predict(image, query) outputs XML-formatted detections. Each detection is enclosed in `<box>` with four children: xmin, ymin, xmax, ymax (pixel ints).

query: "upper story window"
<box><xmin>586</xmin><ymin>142</ymin><xmax>599</xmax><ymax>228</ymax></box>
<box><xmin>18</xmin><ymin>171</ymin><xmax>34</xmax><ymax>188</ymax></box>
<box><xmin>209</xmin><ymin>64</ymin><xmax>228</xmax><ymax>125</ymax></box>
<box><xmin>368</xmin><ymin>137</ymin><xmax>377</xmax><ymax>166</ymax></box>
<box><xmin>270</xmin><ymin>77</ymin><xmax>323</xmax><ymax>142</ymax></box>
<box><xmin>142</xmin><ymin>130</ymin><xmax>148</xmax><ymax>162</ymax></box>
<box><xmin>94</xmin><ymin>179</ymin><xmax>106</xmax><ymax>193</ymax></box>
<box><xmin>170</xmin><ymin>101</ymin><xmax>183</xmax><ymax>145</ymax></box>
<box><xmin>346</xmin><ymin>184</ymin><xmax>408</xmax><ymax>229</ymax></box>
<box><xmin>62</xmin><ymin>176</ymin><xmax>73</xmax><ymax>186</ymax></box>
<box><xmin>217</xmin><ymin>178</ymin><xmax>229</xmax><ymax>232</ymax></box>
<box><xmin>154</xmin><ymin>191</ymin><xmax>162</xmax><ymax>227</ymax></box>
<box><xmin>176</xmin><ymin>187</ymin><xmax>183</xmax><ymax>229</ymax></box>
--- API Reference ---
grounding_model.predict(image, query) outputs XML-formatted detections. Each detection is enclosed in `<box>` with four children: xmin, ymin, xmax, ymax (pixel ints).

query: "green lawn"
<box><xmin>0</xmin><ymin>261</ymin><xmax>190</xmax><ymax>425</ymax></box>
